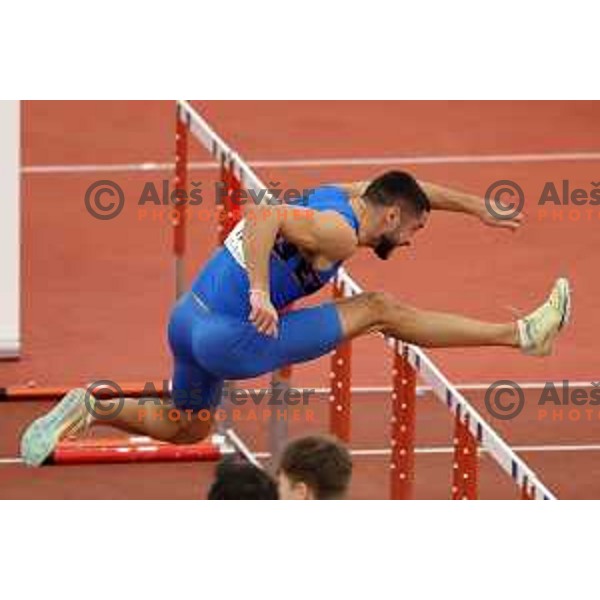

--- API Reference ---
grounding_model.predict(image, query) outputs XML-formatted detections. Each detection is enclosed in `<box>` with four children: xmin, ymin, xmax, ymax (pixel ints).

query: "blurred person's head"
<box><xmin>360</xmin><ymin>170</ymin><xmax>430</xmax><ymax>260</ymax></box>
<box><xmin>208</xmin><ymin>458</ymin><xmax>278</xmax><ymax>500</ymax></box>
<box><xmin>277</xmin><ymin>435</ymin><xmax>352</xmax><ymax>500</ymax></box>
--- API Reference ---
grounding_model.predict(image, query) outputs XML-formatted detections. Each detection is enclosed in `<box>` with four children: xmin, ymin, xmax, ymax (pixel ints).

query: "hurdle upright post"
<box><xmin>174</xmin><ymin>103</ymin><xmax>188</xmax><ymax>300</ymax></box>
<box><xmin>329</xmin><ymin>276</ymin><xmax>352</xmax><ymax>442</ymax></box>
<box><xmin>390</xmin><ymin>342</ymin><xmax>417</xmax><ymax>499</ymax></box>
<box><xmin>452</xmin><ymin>409</ymin><xmax>479</xmax><ymax>499</ymax></box>
<box><xmin>269</xmin><ymin>365</ymin><xmax>291</xmax><ymax>465</ymax></box>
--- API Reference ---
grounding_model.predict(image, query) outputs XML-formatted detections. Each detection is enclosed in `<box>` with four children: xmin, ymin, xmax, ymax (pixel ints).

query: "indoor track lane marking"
<box><xmin>4</xmin><ymin>443</ymin><xmax>600</xmax><ymax>466</ymax></box>
<box><xmin>22</xmin><ymin>151</ymin><xmax>600</xmax><ymax>175</ymax></box>
<box><xmin>341</xmin><ymin>444</ymin><xmax>600</xmax><ymax>458</ymax></box>
<box><xmin>255</xmin><ymin>443</ymin><xmax>600</xmax><ymax>459</ymax></box>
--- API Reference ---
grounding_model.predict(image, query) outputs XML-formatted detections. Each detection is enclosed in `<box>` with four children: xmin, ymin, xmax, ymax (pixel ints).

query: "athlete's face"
<box><xmin>373</xmin><ymin>207</ymin><xmax>427</xmax><ymax>260</ymax></box>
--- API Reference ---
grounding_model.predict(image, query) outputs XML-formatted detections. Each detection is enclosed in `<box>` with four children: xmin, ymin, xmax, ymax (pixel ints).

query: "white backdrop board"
<box><xmin>0</xmin><ymin>101</ymin><xmax>20</xmax><ymax>358</ymax></box>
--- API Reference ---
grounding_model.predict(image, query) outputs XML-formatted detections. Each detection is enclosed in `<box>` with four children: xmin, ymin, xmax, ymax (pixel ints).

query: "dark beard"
<box><xmin>374</xmin><ymin>235</ymin><xmax>396</xmax><ymax>260</ymax></box>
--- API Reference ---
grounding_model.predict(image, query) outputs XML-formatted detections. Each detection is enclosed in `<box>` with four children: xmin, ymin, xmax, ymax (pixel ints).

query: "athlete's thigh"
<box><xmin>206</xmin><ymin>302</ymin><xmax>346</xmax><ymax>380</ymax></box>
<box><xmin>173</xmin><ymin>292</ymin><xmax>372</xmax><ymax>381</ymax></box>
<box><xmin>168</xmin><ymin>293</ymin><xmax>225</xmax><ymax>412</ymax></box>
<box><xmin>274</xmin><ymin>302</ymin><xmax>345</xmax><ymax>367</ymax></box>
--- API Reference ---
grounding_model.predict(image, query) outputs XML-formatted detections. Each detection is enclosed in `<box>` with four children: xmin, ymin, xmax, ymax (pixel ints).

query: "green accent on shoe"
<box><xmin>20</xmin><ymin>388</ymin><xmax>95</xmax><ymax>467</ymax></box>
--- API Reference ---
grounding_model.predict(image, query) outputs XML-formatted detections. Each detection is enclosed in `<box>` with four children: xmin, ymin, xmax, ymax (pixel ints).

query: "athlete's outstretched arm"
<box><xmin>417</xmin><ymin>181</ymin><xmax>524</xmax><ymax>230</ymax></box>
<box><xmin>339</xmin><ymin>179</ymin><xmax>523</xmax><ymax>230</ymax></box>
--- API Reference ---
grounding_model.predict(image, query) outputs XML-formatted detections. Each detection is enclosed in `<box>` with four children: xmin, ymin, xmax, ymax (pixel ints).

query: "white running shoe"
<box><xmin>20</xmin><ymin>388</ymin><xmax>96</xmax><ymax>466</ymax></box>
<box><xmin>518</xmin><ymin>278</ymin><xmax>572</xmax><ymax>357</ymax></box>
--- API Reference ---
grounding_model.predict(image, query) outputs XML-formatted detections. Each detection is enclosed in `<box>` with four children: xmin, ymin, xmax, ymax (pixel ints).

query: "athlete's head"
<box><xmin>277</xmin><ymin>435</ymin><xmax>352</xmax><ymax>500</ymax></box>
<box><xmin>208</xmin><ymin>458</ymin><xmax>279</xmax><ymax>500</ymax></box>
<box><xmin>362</xmin><ymin>171</ymin><xmax>430</xmax><ymax>260</ymax></box>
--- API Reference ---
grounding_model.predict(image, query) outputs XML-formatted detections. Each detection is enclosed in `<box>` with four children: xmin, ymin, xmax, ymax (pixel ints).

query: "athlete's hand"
<box><xmin>249</xmin><ymin>289</ymin><xmax>279</xmax><ymax>337</ymax></box>
<box><xmin>475</xmin><ymin>200</ymin><xmax>525</xmax><ymax>231</ymax></box>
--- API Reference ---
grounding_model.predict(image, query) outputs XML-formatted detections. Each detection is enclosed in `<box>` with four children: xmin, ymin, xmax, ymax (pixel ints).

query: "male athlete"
<box><xmin>21</xmin><ymin>171</ymin><xmax>571</xmax><ymax>465</ymax></box>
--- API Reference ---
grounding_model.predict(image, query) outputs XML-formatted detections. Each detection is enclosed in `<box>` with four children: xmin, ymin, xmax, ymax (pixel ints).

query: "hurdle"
<box><xmin>330</xmin><ymin>268</ymin><xmax>557</xmax><ymax>500</ymax></box>
<box><xmin>46</xmin><ymin>430</ymin><xmax>263</xmax><ymax>468</ymax></box>
<box><xmin>7</xmin><ymin>101</ymin><xmax>558</xmax><ymax>498</ymax></box>
<box><xmin>49</xmin><ymin>435</ymin><xmax>224</xmax><ymax>465</ymax></box>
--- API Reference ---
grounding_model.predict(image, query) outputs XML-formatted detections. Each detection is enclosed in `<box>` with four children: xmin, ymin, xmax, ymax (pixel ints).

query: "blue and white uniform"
<box><xmin>167</xmin><ymin>185</ymin><xmax>359</xmax><ymax>411</ymax></box>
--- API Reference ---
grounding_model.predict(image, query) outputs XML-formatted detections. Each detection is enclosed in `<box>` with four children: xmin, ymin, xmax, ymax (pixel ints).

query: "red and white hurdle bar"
<box><xmin>50</xmin><ymin>435</ymin><xmax>223</xmax><ymax>465</ymax></box>
<box><xmin>331</xmin><ymin>268</ymin><xmax>557</xmax><ymax>500</ymax></box>
<box><xmin>45</xmin><ymin>429</ymin><xmax>263</xmax><ymax>467</ymax></box>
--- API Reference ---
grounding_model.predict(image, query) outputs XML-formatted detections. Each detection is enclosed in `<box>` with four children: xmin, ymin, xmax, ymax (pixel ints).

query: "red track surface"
<box><xmin>2</xmin><ymin>101</ymin><xmax>599</xmax><ymax>499</ymax></box>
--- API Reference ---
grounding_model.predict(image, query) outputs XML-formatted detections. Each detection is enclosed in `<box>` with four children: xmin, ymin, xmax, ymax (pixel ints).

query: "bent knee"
<box><xmin>366</xmin><ymin>291</ymin><xmax>393</xmax><ymax>308</ymax></box>
<box><xmin>363</xmin><ymin>291</ymin><xmax>408</xmax><ymax>330</ymax></box>
<box><xmin>365</xmin><ymin>291</ymin><xmax>394</xmax><ymax>317</ymax></box>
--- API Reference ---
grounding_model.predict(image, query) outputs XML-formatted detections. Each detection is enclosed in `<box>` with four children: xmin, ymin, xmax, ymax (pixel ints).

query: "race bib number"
<box><xmin>224</xmin><ymin>218</ymin><xmax>246</xmax><ymax>268</ymax></box>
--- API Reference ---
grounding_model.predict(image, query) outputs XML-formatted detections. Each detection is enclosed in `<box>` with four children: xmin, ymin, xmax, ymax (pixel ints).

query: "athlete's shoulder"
<box><xmin>305</xmin><ymin>185</ymin><xmax>358</xmax><ymax>233</ymax></box>
<box><xmin>306</xmin><ymin>184</ymin><xmax>348</xmax><ymax>203</ymax></box>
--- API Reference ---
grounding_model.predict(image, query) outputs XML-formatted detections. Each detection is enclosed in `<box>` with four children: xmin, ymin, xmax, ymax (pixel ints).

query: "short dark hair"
<box><xmin>278</xmin><ymin>435</ymin><xmax>352</xmax><ymax>500</ymax></box>
<box><xmin>363</xmin><ymin>171</ymin><xmax>430</xmax><ymax>215</ymax></box>
<box><xmin>207</xmin><ymin>458</ymin><xmax>278</xmax><ymax>500</ymax></box>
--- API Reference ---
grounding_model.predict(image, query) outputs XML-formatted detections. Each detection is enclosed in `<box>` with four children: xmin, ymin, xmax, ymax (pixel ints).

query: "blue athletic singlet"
<box><xmin>167</xmin><ymin>186</ymin><xmax>360</xmax><ymax>411</ymax></box>
<box><xmin>191</xmin><ymin>185</ymin><xmax>360</xmax><ymax>317</ymax></box>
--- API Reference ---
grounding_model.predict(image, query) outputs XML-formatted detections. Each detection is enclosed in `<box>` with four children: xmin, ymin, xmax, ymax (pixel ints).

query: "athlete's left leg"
<box><xmin>333</xmin><ymin>292</ymin><xmax>518</xmax><ymax>347</ymax></box>
<box><xmin>333</xmin><ymin>277</ymin><xmax>571</xmax><ymax>356</ymax></box>
<box><xmin>20</xmin><ymin>293</ymin><xmax>225</xmax><ymax>466</ymax></box>
<box><xmin>91</xmin><ymin>389</ymin><xmax>216</xmax><ymax>444</ymax></box>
